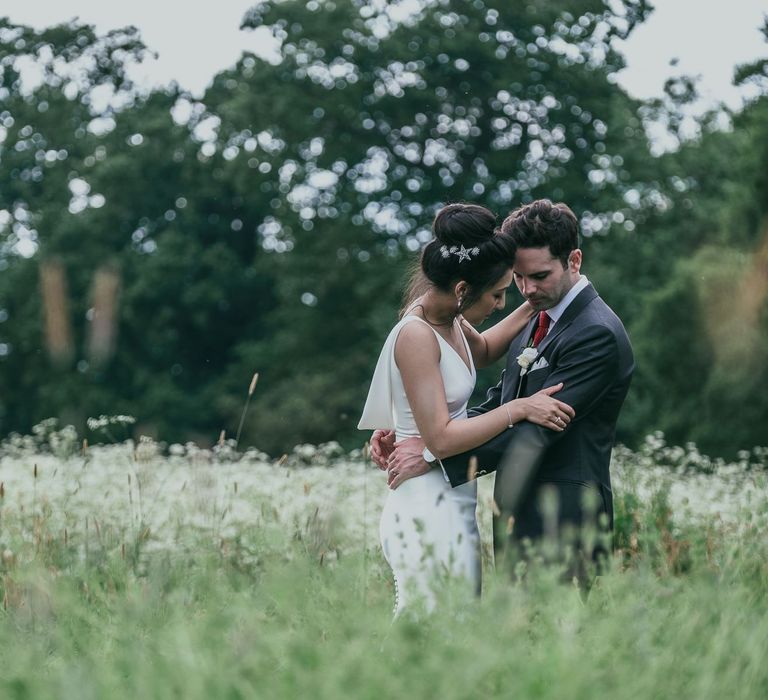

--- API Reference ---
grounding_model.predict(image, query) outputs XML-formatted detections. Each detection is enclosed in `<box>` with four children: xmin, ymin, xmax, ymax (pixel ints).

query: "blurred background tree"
<box><xmin>0</xmin><ymin>4</ymin><xmax>766</xmax><ymax>456</ymax></box>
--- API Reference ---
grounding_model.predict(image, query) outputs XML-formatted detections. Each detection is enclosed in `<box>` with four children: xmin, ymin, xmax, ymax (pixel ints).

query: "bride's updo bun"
<box><xmin>402</xmin><ymin>203</ymin><xmax>516</xmax><ymax>314</ymax></box>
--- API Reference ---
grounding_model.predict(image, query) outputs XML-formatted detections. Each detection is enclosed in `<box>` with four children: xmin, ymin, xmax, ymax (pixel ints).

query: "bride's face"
<box><xmin>462</xmin><ymin>269</ymin><xmax>515</xmax><ymax>325</ymax></box>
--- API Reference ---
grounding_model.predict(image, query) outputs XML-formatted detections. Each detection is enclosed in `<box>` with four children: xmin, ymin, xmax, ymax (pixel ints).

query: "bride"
<box><xmin>359</xmin><ymin>203</ymin><xmax>574</xmax><ymax>616</ymax></box>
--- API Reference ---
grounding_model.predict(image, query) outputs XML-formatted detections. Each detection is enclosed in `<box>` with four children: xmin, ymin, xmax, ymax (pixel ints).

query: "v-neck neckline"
<box><xmin>404</xmin><ymin>315</ymin><xmax>475</xmax><ymax>376</ymax></box>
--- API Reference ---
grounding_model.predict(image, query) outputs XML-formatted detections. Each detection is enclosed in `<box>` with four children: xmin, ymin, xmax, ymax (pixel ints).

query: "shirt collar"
<box><xmin>546</xmin><ymin>275</ymin><xmax>589</xmax><ymax>326</ymax></box>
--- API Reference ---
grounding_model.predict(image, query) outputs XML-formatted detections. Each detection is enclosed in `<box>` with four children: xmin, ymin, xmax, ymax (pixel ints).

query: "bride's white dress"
<box><xmin>359</xmin><ymin>315</ymin><xmax>481</xmax><ymax>616</ymax></box>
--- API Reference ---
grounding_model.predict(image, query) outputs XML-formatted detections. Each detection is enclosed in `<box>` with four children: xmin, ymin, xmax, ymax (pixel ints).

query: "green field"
<box><xmin>0</xmin><ymin>429</ymin><xmax>766</xmax><ymax>699</ymax></box>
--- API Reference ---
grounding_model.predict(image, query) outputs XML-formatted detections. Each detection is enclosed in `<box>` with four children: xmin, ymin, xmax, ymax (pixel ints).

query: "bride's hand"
<box><xmin>370</xmin><ymin>429</ymin><xmax>395</xmax><ymax>470</ymax></box>
<box><xmin>516</xmin><ymin>383</ymin><xmax>575</xmax><ymax>431</ymax></box>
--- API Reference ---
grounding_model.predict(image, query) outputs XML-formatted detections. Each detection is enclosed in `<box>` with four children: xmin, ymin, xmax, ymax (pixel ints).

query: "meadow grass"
<box><xmin>0</xmin><ymin>433</ymin><xmax>766</xmax><ymax>699</ymax></box>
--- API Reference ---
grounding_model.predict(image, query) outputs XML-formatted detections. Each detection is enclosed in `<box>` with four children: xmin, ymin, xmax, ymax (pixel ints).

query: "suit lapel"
<box><xmin>505</xmin><ymin>314</ymin><xmax>538</xmax><ymax>398</ymax></box>
<box><xmin>535</xmin><ymin>284</ymin><xmax>599</xmax><ymax>357</ymax></box>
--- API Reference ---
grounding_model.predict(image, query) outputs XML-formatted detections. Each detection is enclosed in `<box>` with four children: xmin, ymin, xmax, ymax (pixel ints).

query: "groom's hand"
<box><xmin>387</xmin><ymin>436</ymin><xmax>430</xmax><ymax>490</ymax></box>
<box><xmin>369</xmin><ymin>429</ymin><xmax>395</xmax><ymax>470</ymax></box>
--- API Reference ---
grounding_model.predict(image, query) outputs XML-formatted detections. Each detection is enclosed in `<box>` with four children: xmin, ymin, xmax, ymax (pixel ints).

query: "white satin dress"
<box><xmin>359</xmin><ymin>315</ymin><xmax>481</xmax><ymax>616</ymax></box>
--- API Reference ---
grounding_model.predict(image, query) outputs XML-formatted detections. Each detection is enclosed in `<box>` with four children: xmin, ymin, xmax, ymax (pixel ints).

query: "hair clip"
<box><xmin>439</xmin><ymin>245</ymin><xmax>480</xmax><ymax>263</ymax></box>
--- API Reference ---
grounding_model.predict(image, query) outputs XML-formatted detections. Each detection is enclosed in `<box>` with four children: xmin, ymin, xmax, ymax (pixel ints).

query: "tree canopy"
<box><xmin>0</xmin><ymin>3</ymin><xmax>766</xmax><ymax>456</ymax></box>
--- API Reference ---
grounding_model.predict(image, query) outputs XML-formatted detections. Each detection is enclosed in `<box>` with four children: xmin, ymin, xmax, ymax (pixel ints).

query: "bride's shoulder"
<box><xmin>394</xmin><ymin>317</ymin><xmax>439</xmax><ymax>355</ymax></box>
<box><xmin>397</xmin><ymin>315</ymin><xmax>433</xmax><ymax>338</ymax></box>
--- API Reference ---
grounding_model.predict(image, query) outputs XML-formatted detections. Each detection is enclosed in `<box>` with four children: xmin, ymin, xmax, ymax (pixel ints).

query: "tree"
<box><xmin>202</xmin><ymin>0</ymin><xmax>656</xmax><ymax>451</ymax></box>
<box><xmin>0</xmin><ymin>19</ymin><xmax>151</xmax><ymax>432</ymax></box>
<box><xmin>617</xmin><ymin>20</ymin><xmax>768</xmax><ymax>454</ymax></box>
<box><xmin>9</xmin><ymin>4</ymin><xmax>764</xmax><ymax>456</ymax></box>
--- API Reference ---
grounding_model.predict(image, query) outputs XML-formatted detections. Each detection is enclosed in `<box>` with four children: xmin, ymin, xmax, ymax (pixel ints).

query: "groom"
<box><xmin>373</xmin><ymin>199</ymin><xmax>634</xmax><ymax>575</ymax></box>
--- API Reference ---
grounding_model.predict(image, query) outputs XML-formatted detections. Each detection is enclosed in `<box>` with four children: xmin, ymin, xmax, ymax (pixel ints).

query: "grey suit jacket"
<box><xmin>441</xmin><ymin>283</ymin><xmax>634</xmax><ymax>517</ymax></box>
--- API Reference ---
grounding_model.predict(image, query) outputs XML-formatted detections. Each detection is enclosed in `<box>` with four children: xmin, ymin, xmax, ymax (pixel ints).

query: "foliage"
<box><xmin>0</xmin><ymin>4</ymin><xmax>767</xmax><ymax>455</ymax></box>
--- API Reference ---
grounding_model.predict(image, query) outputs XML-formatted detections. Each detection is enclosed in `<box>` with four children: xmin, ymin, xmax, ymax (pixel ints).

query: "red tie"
<box><xmin>532</xmin><ymin>311</ymin><xmax>551</xmax><ymax>348</ymax></box>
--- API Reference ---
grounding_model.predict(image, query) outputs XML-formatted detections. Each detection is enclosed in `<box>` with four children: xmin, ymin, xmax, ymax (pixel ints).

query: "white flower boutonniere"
<box><xmin>516</xmin><ymin>347</ymin><xmax>539</xmax><ymax>376</ymax></box>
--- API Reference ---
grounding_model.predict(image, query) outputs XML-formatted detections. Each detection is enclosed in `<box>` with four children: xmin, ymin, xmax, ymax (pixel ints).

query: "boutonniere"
<box><xmin>516</xmin><ymin>347</ymin><xmax>538</xmax><ymax>376</ymax></box>
<box><xmin>514</xmin><ymin>346</ymin><xmax>538</xmax><ymax>399</ymax></box>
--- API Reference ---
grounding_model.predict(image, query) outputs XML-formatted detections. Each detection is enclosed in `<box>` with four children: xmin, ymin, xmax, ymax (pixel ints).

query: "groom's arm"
<box><xmin>467</xmin><ymin>370</ymin><xmax>505</xmax><ymax>417</ymax></box>
<box><xmin>431</xmin><ymin>370</ymin><xmax>507</xmax><ymax>484</ymax></box>
<box><xmin>440</xmin><ymin>425</ymin><xmax>514</xmax><ymax>486</ymax></box>
<box><xmin>496</xmin><ymin>326</ymin><xmax>626</xmax><ymax>512</ymax></box>
<box><xmin>387</xmin><ymin>370</ymin><xmax>508</xmax><ymax>490</ymax></box>
<box><xmin>443</xmin><ymin>325</ymin><xmax>623</xmax><ymax>489</ymax></box>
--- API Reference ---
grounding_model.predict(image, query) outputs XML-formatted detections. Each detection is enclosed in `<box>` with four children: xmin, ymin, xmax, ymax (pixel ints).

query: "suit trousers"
<box><xmin>495</xmin><ymin>480</ymin><xmax>613</xmax><ymax>584</ymax></box>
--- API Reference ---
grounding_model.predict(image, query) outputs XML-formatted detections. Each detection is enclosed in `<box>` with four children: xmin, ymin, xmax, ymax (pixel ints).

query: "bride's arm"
<box><xmin>461</xmin><ymin>300</ymin><xmax>535</xmax><ymax>368</ymax></box>
<box><xmin>395</xmin><ymin>322</ymin><xmax>571</xmax><ymax>459</ymax></box>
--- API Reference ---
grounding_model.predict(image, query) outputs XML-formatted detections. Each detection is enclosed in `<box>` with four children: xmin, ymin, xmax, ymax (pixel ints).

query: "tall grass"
<box><xmin>0</xmin><ymin>432</ymin><xmax>766</xmax><ymax>698</ymax></box>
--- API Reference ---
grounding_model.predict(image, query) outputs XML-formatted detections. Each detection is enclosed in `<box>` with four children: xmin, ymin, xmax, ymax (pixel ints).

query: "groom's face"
<box><xmin>512</xmin><ymin>246</ymin><xmax>581</xmax><ymax>311</ymax></box>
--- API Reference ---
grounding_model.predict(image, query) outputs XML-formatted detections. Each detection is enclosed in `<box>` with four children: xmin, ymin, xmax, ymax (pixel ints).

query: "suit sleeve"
<box><xmin>466</xmin><ymin>370</ymin><xmax>505</xmax><ymax>418</ymax></box>
<box><xmin>442</xmin><ymin>325</ymin><xmax>620</xmax><ymax>491</ymax></box>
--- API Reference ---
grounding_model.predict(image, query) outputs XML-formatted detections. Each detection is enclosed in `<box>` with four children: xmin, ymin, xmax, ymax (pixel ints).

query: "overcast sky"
<box><xmin>2</xmin><ymin>1</ymin><xmax>766</xmax><ymax>108</ymax></box>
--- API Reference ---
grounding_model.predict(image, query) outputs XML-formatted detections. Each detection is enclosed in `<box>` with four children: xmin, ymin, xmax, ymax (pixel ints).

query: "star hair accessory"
<box><xmin>440</xmin><ymin>244</ymin><xmax>480</xmax><ymax>263</ymax></box>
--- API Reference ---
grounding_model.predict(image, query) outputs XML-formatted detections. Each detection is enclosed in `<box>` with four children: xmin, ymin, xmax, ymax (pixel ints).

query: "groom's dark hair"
<box><xmin>500</xmin><ymin>199</ymin><xmax>579</xmax><ymax>268</ymax></box>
